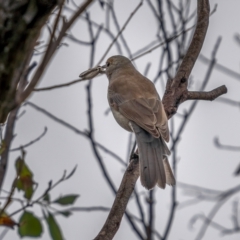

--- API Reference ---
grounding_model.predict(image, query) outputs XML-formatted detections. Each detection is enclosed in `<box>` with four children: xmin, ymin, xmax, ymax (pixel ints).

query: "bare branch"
<box><xmin>34</xmin><ymin>79</ymin><xmax>84</xmax><ymax>91</ymax></box>
<box><xmin>199</xmin><ymin>54</ymin><xmax>240</xmax><ymax>81</ymax></box>
<box><xmin>18</xmin><ymin>0</ymin><xmax>94</xmax><ymax>104</ymax></box>
<box><xmin>132</xmin><ymin>26</ymin><xmax>194</xmax><ymax>61</ymax></box>
<box><xmin>0</xmin><ymin>1</ymin><xmax>59</xmax><ymax>123</ymax></box>
<box><xmin>25</xmin><ymin>101</ymin><xmax>126</xmax><ymax>166</ymax></box>
<box><xmin>216</xmin><ymin>97</ymin><xmax>240</xmax><ymax>108</ymax></box>
<box><xmin>162</xmin><ymin>4</ymin><xmax>226</xmax><ymax>119</ymax></box>
<box><xmin>235</xmin><ymin>164</ymin><xmax>240</xmax><ymax>176</ymax></box>
<box><xmin>175</xmin><ymin>0</ymin><xmax>209</xmax><ymax>81</ymax></box>
<box><xmin>147</xmin><ymin>189</ymin><xmax>155</xmax><ymax>239</ymax></box>
<box><xmin>162</xmin><ymin>0</ymin><xmax>209</xmax><ymax>116</ymax></box>
<box><xmin>10</xmin><ymin>127</ymin><xmax>48</xmax><ymax>152</ymax></box>
<box><xmin>94</xmin><ymin>158</ymin><xmax>141</xmax><ymax>240</ymax></box>
<box><xmin>65</xmin><ymin>206</ymin><xmax>110</xmax><ymax>212</ymax></box>
<box><xmin>194</xmin><ymin>198</ymin><xmax>231</xmax><ymax>240</ymax></box>
<box><xmin>179</xmin><ymin>182</ymin><xmax>240</xmax><ymax>240</ymax></box>
<box><xmin>0</xmin><ymin>107</ymin><xmax>19</xmax><ymax>190</ymax></box>
<box><xmin>162</xmin><ymin>148</ymin><xmax>177</xmax><ymax>240</ymax></box>
<box><xmin>133</xmin><ymin>188</ymin><xmax>148</xmax><ymax>237</ymax></box>
<box><xmin>108</xmin><ymin>1</ymin><xmax>133</xmax><ymax>59</ymax></box>
<box><xmin>186</xmin><ymin>86</ymin><xmax>227</xmax><ymax>101</ymax></box>
<box><xmin>97</xmin><ymin>0</ymin><xmax>143</xmax><ymax>65</ymax></box>
<box><xmin>34</xmin><ymin>66</ymin><xmax>105</xmax><ymax>91</ymax></box>
<box><xmin>214</xmin><ymin>137</ymin><xmax>240</xmax><ymax>152</ymax></box>
<box><xmin>132</xmin><ymin>1</ymin><xmax>218</xmax><ymax>63</ymax></box>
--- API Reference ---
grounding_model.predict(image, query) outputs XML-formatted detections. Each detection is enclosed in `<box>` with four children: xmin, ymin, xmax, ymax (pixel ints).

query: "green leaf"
<box><xmin>18</xmin><ymin>211</ymin><xmax>43</xmax><ymax>237</ymax></box>
<box><xmin>45</xmin><ymin>211</ymin><xmax>64</xmax><ymax>240</ymax></box>
<box><xmin>53</xmin><ymin>194</ymin><xmax>79</xmax><ymax>206</ymax></box>
<box><xmin>15</xmin><ymin>157</ymin><xmax>35</xmax><ymax>200</ymax></box>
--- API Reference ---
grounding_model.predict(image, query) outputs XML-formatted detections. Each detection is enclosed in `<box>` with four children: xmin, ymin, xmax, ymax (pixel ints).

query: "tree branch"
<box><xmin>10</xmin><ymin>127</ymin><xmax>47</xmax><ymax>152</ymax></box>
<box><xmin>186</xmin><ymin>86</ymin><xmax>227</xmax><ymax>101</ymax></box>
<box><xmin>19</xmin><ymin>0</ymin><xmax>94</xmax><ymax>104</ymax></box>
<box><xmin>162</xmin><ymin>0</ymin><xmax>217</xmax><ymax>118</ymax></box>
<box><xmin>94</xmin><ymin>157</ymin><xmax>140</xmax><ymax>240</ymax></box>
<box><xmin>0</xmin><ymin>0</ymin><xmax>59</xmax><ymax>123</ymax></box>
<box><xmin>0</xmin><ymin>107</ymin><xmax>19</xmax><ymax>190</ymax></box>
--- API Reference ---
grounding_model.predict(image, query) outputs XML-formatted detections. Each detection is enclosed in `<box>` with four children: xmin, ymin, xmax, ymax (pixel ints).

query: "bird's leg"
<box><xmin>129</xmin><ymin>140</ymin><xmax>138</xmax><ymax>161</ymax></box>
<box><xmin>128</xmin><ymin>122</ymin><xmax>138</xmax><ymax>161</ymax></box>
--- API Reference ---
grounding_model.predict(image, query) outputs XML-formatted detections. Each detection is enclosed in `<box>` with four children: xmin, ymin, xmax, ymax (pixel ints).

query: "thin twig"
<box><xmin>199</xmin><ymin>54</ymin><xmax>240</xmax><ymax>81</ymax></box>
<box><xmin>147</xmin><ymin>189</ymin><xmax>155</xmax><ymax>239</ymax></box>
<box><xmin>18</xmin><ymin>0</ymin><xmax>94</xmax><ymax>103</ymax></box>
<box><xmin>108</xmin><ymin>1</ymin><xmax>133</xmax><ymax>59</ymax></box>
<box><xmin>216</xmin><ymin>97</ymin><xmax>240</xmax><ymax>108</ymax></box>
<box><xmin>214</xmin><ymin>137</ymin><xmax>240</xmax><ymax>152</ymax></box>
<box><xmin>194</xmin><ymin>186</ymin><xmax>240</xmax><ymax>240</ymax></box>
<box><xmin>10</xmin><ymin>127</ymin><xmax>47</xmax><ymax>151</ymax></box>
<box><xmin>97</xmin><ymin>0</ymin><xmax>143</xmax><ymax>65</ymax></box>
<box><xmin>63</xmin><ymin>206</ymin><xmax>110</xmax><ymax>212</ymax></box>
<box><xmin>0</xmin><ymin>108</ymin><xmax>19</xmax><ymax>190</ymax></box>
<box><xmin>25</xmin><ymin>102</ymin><xmax>126</xmax><ymax>166</ymax></box>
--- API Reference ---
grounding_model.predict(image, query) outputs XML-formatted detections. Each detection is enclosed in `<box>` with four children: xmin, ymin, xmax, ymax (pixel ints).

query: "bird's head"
<box><xmin>102</xmin><ymin>55</ymin><xmax>132</xmax><ymax>79</ymax></box>
<box><xmin>78</xmin><ymin>55</ymin><xmax>133</xmax><ymax>81</ymax></box>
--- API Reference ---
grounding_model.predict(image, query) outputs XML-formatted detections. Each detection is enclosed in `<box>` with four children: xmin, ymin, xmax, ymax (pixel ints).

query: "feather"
<box><xmin>130</xmin><ymin>122</ymin><xmax>172</xmax><ymax>190</ymax></box>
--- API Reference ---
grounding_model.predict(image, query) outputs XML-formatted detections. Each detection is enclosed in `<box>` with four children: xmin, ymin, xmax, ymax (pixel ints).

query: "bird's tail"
<box><xmin>130</xmin><ymin>122</ymin><xmax>175</xmax><ymax>190</ymax></box>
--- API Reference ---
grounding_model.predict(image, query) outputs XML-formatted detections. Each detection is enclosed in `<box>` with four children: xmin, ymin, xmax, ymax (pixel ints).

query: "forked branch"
<box><xmin>162</xmin><ymin>0</ymin><xmax>227</xmax><ymax>118</ymax></box>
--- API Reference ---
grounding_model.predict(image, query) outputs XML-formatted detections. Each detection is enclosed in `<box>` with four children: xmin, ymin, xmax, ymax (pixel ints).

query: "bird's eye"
<box><xmin>106</xmin><ymin>62</ymin><xmax>110</xmax><ymax>67</ymax></box>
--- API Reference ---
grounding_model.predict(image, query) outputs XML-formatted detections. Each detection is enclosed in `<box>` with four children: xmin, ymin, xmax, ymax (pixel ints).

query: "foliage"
<box><xmin>0</xmin><ymin>151</ymin><xmax>78</xmax><ymax>239</ymax></box>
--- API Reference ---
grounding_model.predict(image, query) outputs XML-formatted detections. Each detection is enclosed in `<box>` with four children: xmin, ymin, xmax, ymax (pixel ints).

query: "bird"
<box><xmin>101</xmin><ymin>55</ymin><xmax>175</xmax><ymax>190</ymax></box>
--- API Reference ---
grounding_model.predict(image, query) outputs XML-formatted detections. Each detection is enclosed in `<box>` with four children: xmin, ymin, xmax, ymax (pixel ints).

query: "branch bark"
<box><xmin>186</xmin><ymin>86</ymin><xmax>227</xmax><ymax>101</ymax></box>
<box><xmin>161</xmin><ymin>0</ymin><xmax>226</xmax><ymax>119</ymax></box>
<box><xmin>0</xmin><ymin>107</ymin><xmax>19</xmax><ymax>190</ymax></box>
<box><xmin>0</xmin><ymin>0</ymin><xmax>59</xmax><ymax>123</ymax></box>
<box><xmin>19</xmin><ymin>0</ymin><xmax>94</xmax><ymax>104</ymax></box>
<box><xmin>0</xmin><ymin>0</ymin><xmax>94</xmax><ymax>123</ymax></box>
<box><xmin>94</xmin><ymin>157</ymin><xmax>140</xmax><ymax>240</ymax></box>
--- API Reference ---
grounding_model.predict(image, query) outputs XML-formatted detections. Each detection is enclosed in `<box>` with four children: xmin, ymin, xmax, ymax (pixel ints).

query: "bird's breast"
<box><xmin>110</xmin><ymin>107</ymin><xmax>132</xmax><ymax>132</ymax></box>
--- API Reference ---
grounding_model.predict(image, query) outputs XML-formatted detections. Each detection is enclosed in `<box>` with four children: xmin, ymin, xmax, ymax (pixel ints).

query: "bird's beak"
<box><xmin>79</xmin><ymin>65</ymin><xmax>106</xmax><ymax>80</ymax></box>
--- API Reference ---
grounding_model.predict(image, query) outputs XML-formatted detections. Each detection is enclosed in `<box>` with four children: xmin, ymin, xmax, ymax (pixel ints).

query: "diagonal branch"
<box><xmin>0</xmin><ymin>0</ymin><xmax>59</xmax><ymax>123</ymax></box>
<box><xmin>175</xmin><ymin>0</ymin><xmax>209</xmax><ymax>81</ymax></box>
<box><xmin>10</xmin><ymin>127</ymin><xmax>48</xmax><ymax>152</ymax></box>
<box><xmin>0</xmin><ymin>107</ymin><xmax>19</xmax><ymax>190</ymax></box>
<box><xmin>18</xmin><ymin>0</ymin><xmax>94</xmax><ymax>104</ymax></box>
<box><xmin>97</xmin><ymin>0</ymin><xmax>143</xmax><ymax>65</ymax></box>
<box><xmin>94</xmin><ymin>157</ymin><xmax>140</xmax><ymax>240</ymax></box>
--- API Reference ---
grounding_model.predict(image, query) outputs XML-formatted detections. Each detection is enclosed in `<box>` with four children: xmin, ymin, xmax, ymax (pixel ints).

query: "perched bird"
<box><xmin>102</xmin><ymin>55</ymin><xmax>175</xmax><ymax>190</ymax></box>
<box><xmin>79</xmin><ymin>55</ymin><xmax>175</xmax><ymax>190</ymax></box>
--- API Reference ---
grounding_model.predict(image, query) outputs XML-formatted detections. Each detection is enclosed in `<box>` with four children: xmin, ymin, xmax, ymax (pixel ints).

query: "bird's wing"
<box><xmin>109</xmin><ymin>92</ymin><xmax>169</xmax><ymax>141</ymax></box>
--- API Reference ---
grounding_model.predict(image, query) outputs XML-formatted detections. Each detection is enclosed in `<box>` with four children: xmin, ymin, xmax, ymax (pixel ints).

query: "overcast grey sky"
<box><xmin>2</xmin><ymin>0</ymin><xmax>240</xmax><ymax>239</ymax></box>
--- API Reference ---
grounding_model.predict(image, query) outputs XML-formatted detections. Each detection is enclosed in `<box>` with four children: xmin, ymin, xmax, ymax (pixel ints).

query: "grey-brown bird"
<box><xmin>102</xmin><ymin>55</ymin><xmax>175</xmax><ymax>190</ymax></box>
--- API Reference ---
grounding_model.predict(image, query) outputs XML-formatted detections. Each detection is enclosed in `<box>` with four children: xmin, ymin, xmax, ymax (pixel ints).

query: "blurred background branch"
<box><xmin>0</xmin><ymin>0</ymin><xmax>239</xmax><ymax>240</ymax></box>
